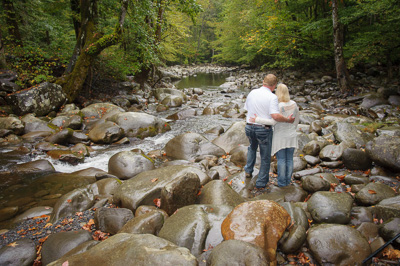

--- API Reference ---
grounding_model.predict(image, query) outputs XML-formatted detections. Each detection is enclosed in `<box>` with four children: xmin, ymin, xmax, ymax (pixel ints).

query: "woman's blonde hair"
<box><xmin>276</xmin><ymin>84</ymin><xmax>290</xmax><ymax>102</ymax></box>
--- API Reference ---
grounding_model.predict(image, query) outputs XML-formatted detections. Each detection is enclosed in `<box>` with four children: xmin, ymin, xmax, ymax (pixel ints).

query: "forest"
<box><xmin>1</xmin><ymin>0</ymin><xmax>400</xmax><ymax>100</ymax></box>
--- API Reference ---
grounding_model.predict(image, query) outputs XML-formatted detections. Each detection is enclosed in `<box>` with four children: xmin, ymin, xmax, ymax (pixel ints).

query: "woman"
<box><xmin>249</xmin><ymin>83</ymin><xmax>299</xmax><ymax>187</ymax></box>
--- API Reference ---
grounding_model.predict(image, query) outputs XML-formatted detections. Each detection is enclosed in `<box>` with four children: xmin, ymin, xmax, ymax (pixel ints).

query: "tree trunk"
<box><xmin>57</xmin><ymin>0</ymin><xmax>128</xmax><ymax>102</ymax></box>
<box><xmin>2</xmin><ymin>0</ymin><xmax>23</xmax><ymax>46</ymax></box>
<box><xmin>332</xmin><ymin>0</ymin><xmax>352</xmax><ymax>95</ymax></box>
<box><xmin>0</xmin><ymin>30</ymin><xmax>7</xmax><ymax>69</ymax></box>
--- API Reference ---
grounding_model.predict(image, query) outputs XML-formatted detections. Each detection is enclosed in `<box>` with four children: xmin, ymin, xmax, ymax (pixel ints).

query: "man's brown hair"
<box><xmin>263</xmin><ymin>74</ymin><xmax>277</xmax><ymax>87</ymax></box>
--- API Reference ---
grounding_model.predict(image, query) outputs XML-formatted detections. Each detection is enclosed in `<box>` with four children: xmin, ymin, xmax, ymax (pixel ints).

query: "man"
<box><xmin>244</xmin><ymin>74</ymin><xmax>295</xmax><ymax>190</ymax></box>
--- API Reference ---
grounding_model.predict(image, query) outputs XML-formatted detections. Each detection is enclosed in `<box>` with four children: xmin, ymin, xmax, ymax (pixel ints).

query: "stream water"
<box><xmin>44</xmin><ymin>72</ymin><xmax>245</xmax><ymax>173</ymax></box>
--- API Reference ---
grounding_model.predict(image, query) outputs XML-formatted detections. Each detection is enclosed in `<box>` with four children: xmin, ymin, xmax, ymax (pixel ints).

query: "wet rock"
<box><xmin>47</xmin><ymin>150</ymin><xmax>85</xmax><ymax>165</ymax></box>
<box><xmin>357</xmin><ymin>222</ymin><xmax>379</xmax><ymax>242</ymax></box>
<box><xmin>332</xmin><ymin>122</ymin><xmax>373</xmax><ymax>148</ymax></box>
<box><xmin>88</xmin><ymin>121</ymin><xmax>124</xmax><ymax>144</ymax></box>
<box><xmin>228</xmin><ymin>145</ymin><xmax>247</xmax><ymax>167</ymax></box>
<box><xmin>166</xmin><ymin>108</ymin><xmax>197</xmax><ymax>120</ymax></box>
<box><xmin>278</xmin><ymin>224</ymin><xmax>307</xmax><ymax>254</ymax></box>
<box><xmin>108</xmin><ymin>150</ymin><xmax>155</xmax><ymax>180</ymax></box>
<box><xmin>41</xmin><ymin>230</ymin><xmax>93</xmax><ymax>265</ymax></box>
<box><xmin>365</xmin><ymin>135</ymin><xmax>400</xmax><ymax>172</ymax></box>
<box><xmin>108</xmin><ymin>111</ymin><xmax>170</xmax><ymax>138</ymax></box>
<box><xmin>118</xmin><ymin>210</ymin><xmax>165</xmax><ymax>235</ymax></box>
<box><xmin>45</xmin><ymin>128</ymin><xmax>74</xmax><ymax>145</ymax></box>
<box><xmin>379</xmin><ymin>217</ymin><xmax>400</xmax><ymax>246</ymax></box>
<box><xmin>371</xmin><ymin>195</ymin><xmax>400</xmax><ymax>221</ymax></box>
<box><xmin>161</xmin><ymin>94</ymin><xmax>183</xmax><ymax>107</ymax></box>
<box><xmin>159</xmin><ymin>204</ymin><xmax>233</xmax><ymax>257</ymax></box>
<box><xmin>342</xmin><ymin>148</ymin><xmax>372</xmax><ymax>170</ymax></box>
<box><xmin>319</xmin><ymin>160</ymin><xmax>343</xmax><ymax>168</ymax></box>
<box><xmin>307</xmin><ymin>224</ymin><xmax>371</xmax><ymax>265</ymax></box>
<box><xmin>160</xmin><ymin>172</ymin><xmax>200</xmax><ymax>215</ymax></box>
<box><xmin>198</xmin><ymin>180</ymin><xmax>245</xmax><ymax>207</ymax></box>
<box><xmin>280</xmin><ymin>202</ymin><xmax>309</xmax><ymax>230</ymax></box>
<box><xmin>50</xmin><ymin>187</ymin><xmax>95</xmax><ymax>223</ymax></box>
<box><xmin>154</xmin><ymin>88</ymin><xmax>187</xmax><ymax>103</ymax></box>
<box><xmin>207</xmin><ymin>240</ymin><xmax>269</xmax><ymax>266</ymax></box>
<box><xmin>307</xmin><ymin>191</ymin><xmax>354</xmax><ymax>224</ymax></box>
<box><xmin>10</xmin><ymin>159</ymin><xmax>55</xmax><ymax>175</ymax></box>
<box><xmin>0</xmin><ymin>117</ymin><xmax>24</xmax><ymax>135</ymax></box>
<box><xmin>0</xmin><ymin>238</ymin><xmax>36</xmax><ymax>266</ymax></box>
<box><xmin>318</xmin><ymin>143</ymin><xmax>341</xmax><ymax>161</ymax></box>
<box><xmin>6</xmin><ymin>82</ymin><xmax>67</xmax><ymax>116</ymax></box>
<box><xmin>355</xmin><ymin>182</ymin><xmax>396</xmax><ymax>206</ymax></box>
<box><xmin>22</xmin><ymin>131</ymin><xmax>53</xmax><ymax>142</ymax></box>
<box><xmin>301</xmin><ymin>175</ymin><xmax>330</xmax><ymax>193</ymax></box>
<box><xmin>221</xmin><ymin>200</ymin><xmax>290</xmax><ymax>265</ymax></box>
<box><xmin>55</xmin><ymin>240</ymin><xmax>99</xmax><ymax>263</ymax></box>
<box><xmin>293</xmin><ymin>157</ymin><xmax>307</xmax><ymax>171</ymax></box>
<box><xmin>165</xmin><ymin>132</ymin><xmax>225</xmax><ymax>161</ymax></box>
<box><xmin>113</xmin><ymin>165</ymin><xmax>208</xmax><ymax>211</ymax></box>
<box><xmin>344</xmin><ymin>174</ymin><xmax>369</xmax><ymax>185</ymax></box>
<box><xmin>302</xmin><ymin>140</ymin><xmax>322</xmax><ymax>156</ymax></box>
<box><xmin>94</xmin><ymin>207</ymin><xmax>134</xmax><ymax>235</ymax></box>
<box><xmin>212</xmin><ymin>121</ymin><xmax>249</xmax><ymax>153</ymax></box>
<box><xmin>80</xmin><ymin>103</ymin><xmax>125</xmax><ymax>121</ymax></box>
<box><xmin>0</xmin><ymin>206</ymin><xmax>19</xmax><ymax>222</ymax></box>
<box><xmin>69</xmin><ymin>131</ymin><xmax>90</xmax><ymax>144</ymax></box>
<box><xmin>12</xmin><ymin>206</ymin><xmax>53</xmax><ymax>225</ymax></box>
<box><xmin>261</xmin><ymin>186</ymin><xmax>309</xmax><ymax>203</ymax></box>
<box><xmin>360</xmin><ymin>93</ymin><xmax>389</xmax><ymax>109</ymax></box>
<box><xmin>48</xmin><ymin>233</ymin><xmax>197</xmax><ymax>266</ymax></box>
<box><xmin>89</xmin><ymin>178</ymin><xmax>121</xmax><ymax>197</ymax></box>
<box><xmin>293</xmin><ymin>167</ymin><xmax>323</xmax><ymax>180</ymax></box>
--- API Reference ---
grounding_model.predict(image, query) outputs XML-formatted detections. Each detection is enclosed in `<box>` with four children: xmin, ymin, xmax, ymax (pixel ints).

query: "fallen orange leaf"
<box><xmin>368</xmin><ymin>190</ymin><xmax>377</xmax><ymax>194</ymax></box>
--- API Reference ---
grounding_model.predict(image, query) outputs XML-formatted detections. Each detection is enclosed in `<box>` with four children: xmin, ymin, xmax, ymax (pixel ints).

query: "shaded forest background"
<box><xmin>1</xmin><ymin>0</ymin><xmax>399</xmax><ymax>101</ymax></box>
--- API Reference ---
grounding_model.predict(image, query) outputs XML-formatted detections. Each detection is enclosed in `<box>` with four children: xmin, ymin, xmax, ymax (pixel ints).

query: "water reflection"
<box><xmin>175</xmin><ymin>72</ymin><xmax>230</xmax><ymax>89</ymax></box>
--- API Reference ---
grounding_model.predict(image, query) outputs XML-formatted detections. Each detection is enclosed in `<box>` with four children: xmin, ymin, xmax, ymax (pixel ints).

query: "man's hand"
<box><xmin>287</xmin><ymin>114</ymin><xmax>295</xmax><ymax>123</ymax></box>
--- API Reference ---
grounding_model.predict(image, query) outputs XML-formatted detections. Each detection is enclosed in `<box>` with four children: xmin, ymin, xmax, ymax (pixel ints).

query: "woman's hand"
<box><xmin>249</xmin><ymin>114</ymin><xmax>257</xmax><ymax>123</ymax></box>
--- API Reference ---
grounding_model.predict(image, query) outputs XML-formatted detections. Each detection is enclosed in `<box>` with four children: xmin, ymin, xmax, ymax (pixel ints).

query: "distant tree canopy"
<box><xmin>0</xmin><ymin>0</ymin><xmax>399</xmax><ymax>97</ymax></box>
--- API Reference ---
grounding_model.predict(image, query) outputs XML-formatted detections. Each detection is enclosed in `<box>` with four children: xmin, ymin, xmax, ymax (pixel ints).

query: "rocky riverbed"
<box><xmin>0</xmin><ymin>64</ymin><xmax>399</xmax><ymax>265</ymax></box>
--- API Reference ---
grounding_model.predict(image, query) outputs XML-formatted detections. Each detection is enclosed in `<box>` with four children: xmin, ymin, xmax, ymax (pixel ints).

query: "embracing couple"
<box><xmin>244</xmin><ymin>74</ymin><xmax>299</xmax><ymax>191</ymax></box>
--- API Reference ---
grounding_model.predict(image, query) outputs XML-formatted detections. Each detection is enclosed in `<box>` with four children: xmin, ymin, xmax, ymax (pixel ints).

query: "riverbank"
<box><xmin>0</xmin><ymin>64</ymin><xmax>399</xmax><ymax>265</ymax></box>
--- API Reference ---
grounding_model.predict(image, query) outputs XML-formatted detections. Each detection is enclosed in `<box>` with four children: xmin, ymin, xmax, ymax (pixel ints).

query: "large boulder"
<box><xmin>370</xmin><ymin>195</ymin><xmax>400</xmax><ymax>221</ymax></box>
<box><xmin>108</xmin><ymin>112</ymin><xmax>170</xmax><ymax>138</ymax></box>
<box><xmin>365</xmin><ymin>135</ymin><xmax>400</xmax><ymax>172</ymax></box>
<box><xmin>94</xmin><ymin>207</ymin><xmax>134</xmax><ymax>235</ymax></box>
<box><xmin>207</xmin><ymin>240</ymin><xmax>268</xmax><ymax>266</ymax></box>
<box><xmin>108</xmin><ymin>150</ymin><xmax>155</xmax><ymax>180</ymax></box>
<box><xmin>307</xmin><ymin>224</ymin><xmax>371</xmax><ymax>265</ymax></box>
<box><xmin>221</xmin><ymin>200</ymin><xmax>291</xmax><ymax>265</ymax></box>
<box><xmin>307</xmin><ymin>191</ymin><xmax>354</xmax><ymax>224</ymax></box>
<box><xmin>80</xmin><ymin>103</ymin><xmax>125</xmax><ymax>121</ymax></box>
<box><xmin>164</xmin><ymin>132</ymin><xmax>225</xmax><ymax>161</ymax></box>
<box><xmin>6</xmin><ymin>82</ymin><xmax>67</xmax><ymax>116</ymax></box>
<box><xmin>88</xmin><ymin>121</ymin><xmax>124</xmax><ymax>144</ymax></box>
<box><xmin>198</xmin><ymin>180</ymin><xmax>245</xmax><ymax>207</ymax></box>
<box><xmin>355</xmin><ymin>182</ymin><xmax>396</xmax><ymax>206</ymax></box>
<box><xmin>0</xmin><ymin>117</ymin><xmax>24</xmax><ymax>135</ymax></box>
<box><xmin>332</xmin><ymin>122</ymin><xmax>374</xmax><ymax>148</ymax></box>
<box><xmin>113</xmin><ymin>165</ymin><xmax>208</xmax><ymax>212</ymax></box>
<box><xmin>41</xmin><ymin>230</ymin><xmax>92</xmax><ymax>265</ymax></box>
<box><xmin>159</xmin><ymin>204</ymin><xmax>233</xmax><ymax>257</ymax></box>
<box><xmin>342</xmin><ymin>148</ymin><xmax>372</xmax><ymax>170</ymax></box>
<box><xmin>48</xmin><ymin>233</ymin><xmax>197</xmax><ymax>266</ymax></box>
<box><xmin>212</xmin><ymin>121</ymin><xmax>249</xmax><ymax>153</ymax></box>
<box><xmin>0</xmin><ymin>239</ymin><xmax>36</xmax><ymax>266</ymax></box>
<box><xmin>154</xmin><ymin>88</ymin><xmax>187</xmax><ymax>103</ymax></box>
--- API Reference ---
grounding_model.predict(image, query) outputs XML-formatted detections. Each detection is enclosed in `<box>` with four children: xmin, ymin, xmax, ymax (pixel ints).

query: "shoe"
<box><xmin>245</xmin><ymin>172</ymin><xmax>252</xmax><ymax>178</ymax></box>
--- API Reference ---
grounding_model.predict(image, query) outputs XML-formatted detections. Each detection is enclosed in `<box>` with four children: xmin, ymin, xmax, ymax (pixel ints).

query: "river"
<box><xmin>40</xmin><ymin>72</ymin><xmax>245</xmax><ymax>173</ymax></box>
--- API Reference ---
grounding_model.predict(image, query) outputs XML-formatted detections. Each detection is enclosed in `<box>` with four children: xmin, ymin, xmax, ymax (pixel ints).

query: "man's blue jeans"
<box><xmin>276</xmin><ymin>147</ymin><xmax>295</xmax><ymax>187</ymax></box>
<box><xmin>244</xmin><ymin>124</ymin><xmax>273</xmax><ymax>188</ymax></box>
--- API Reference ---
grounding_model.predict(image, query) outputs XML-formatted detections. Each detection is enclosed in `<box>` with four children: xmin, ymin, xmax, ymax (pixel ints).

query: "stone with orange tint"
<box><xmin>221</xmin><ymin>200</ymin><xmax>291</xmax><ymax>266</ymax></box>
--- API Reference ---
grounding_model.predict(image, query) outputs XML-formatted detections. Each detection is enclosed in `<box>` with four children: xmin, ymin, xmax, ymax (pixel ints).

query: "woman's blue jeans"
<box><xmin>276</xmin><ymin>147</ymin><xmax>295</xmax><ymax>187</ymax></box>
<box><xmin>244</xmin><ymin>125</ymin><xmax>273</xmax><ymax>188</ymax></box>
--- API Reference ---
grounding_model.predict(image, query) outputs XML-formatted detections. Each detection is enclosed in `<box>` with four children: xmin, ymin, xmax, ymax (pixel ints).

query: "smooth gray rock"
<box><xmin>94</xmin><ymin>207</ymin><xmax>134</xmax><ymax>235</ymax></box>
<box><xmin>307</xmin><ymin>191</ymin><xmax>354</xmax><ymax>224</ymax></box>
<box><xmin>0</xmin><ymin>239</ymin><xmax>36</xmax><ymax>266</ymax></box>
<box><xmin>355</xmin><ymin>182</ymin><xmax>396</xmax><ymax>206</ymax></box>
<box><xmin>198</xmin><ymin>180</ymin><xmax>245</xmax><ymax>207</ymax></box>
<box><xmin>41</xmin><ymin>230</ymin><xmax>92</xmax><ymax>265</ymax></box>
<box><xmin>342</xmin><ymin>148</ymin><xmax>372</xmax><ymax>170</ymax></box>
<box><xmin>307</xmin><ymin>224</ymin><xmax>371</xmax><ymax>265</ymax></box>
<box><xmin>108</xmin><ymin>150</ymin><xmax>155</xmax><ymax>180</ymax></box>
<box><xmin>118</xmin><ymin>210</ymin><xmax>165</xmax><ymax>235</ymax></box>
<box><xmin>365</xmin><ymin>135</ymin><xmax>400</xmax><ymax>172</ymax></box>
